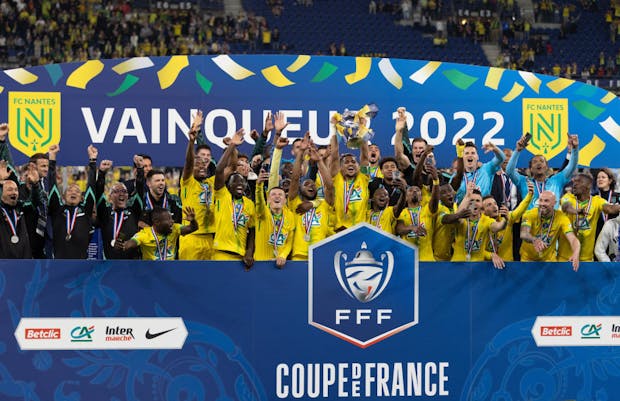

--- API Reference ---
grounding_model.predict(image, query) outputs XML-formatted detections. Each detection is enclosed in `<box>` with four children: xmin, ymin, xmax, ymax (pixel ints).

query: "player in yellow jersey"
<box><xmin>289</xmin><ymin>140</ymin><xmax>335</xmax><ymax>261</ymax></box>
<box><xmin>117</xmin><ymin>206</ymin><xmax>197</xmax><ymax>260</ymax></box>
<box><xmin>433</xmin><ymin>184</ymin><xmax>470</xmax><ymax>261</ymax></box>
<box><xmin>396</xmin><ymin>164</ymin><xmax>440</xmax><ymax>261</ymax></box>
<box><xmin>254</xmin><ymin>170</ymin><xmax>296</xmax><ymax>268</ymax></box>
<box><xmin>559</xmin><ymin>173</ymin><xmax>620</xmax><ymax>261</ymax></box>
<box><xmin>482</xmin><ymin>181</ymin><xmax>534</xmax><ymax>262</ymax></box>
<box><xmin>328</xmin><ymin>131</ymin><xmax>370</xmax><ymax>231</ymax></box>
<box><xmin>178</xmin><ymin>110</ymin><xmax>215</xmax><ymax>260</ymax></box>
<box><xmin>367</xmin><ymin>144</ymin><xmax>384</xmax><ymax>180</ymax></box>
<box><xmin>366</xmin><ymin>183</ymin><xmax>405</xmax><ymax>234</ymax></box>
<box><xmin>448</xmin><ymin>183</ymin><xmax>507</xmax><ymax>265</ymax></box>
<box><xmin>520</xmin><ymin>190</ymin><xmax>580</xmax><ymax>270</ymax></box>
<box><xmin>212</xmin><ymin>129</ymin><xmax>256</xmax><ymax>269</ymax></box>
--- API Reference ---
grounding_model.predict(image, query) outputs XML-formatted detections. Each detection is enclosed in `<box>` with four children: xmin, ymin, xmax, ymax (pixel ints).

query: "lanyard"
<box><xmin>0</xmin><ymin>206</ymin><xmax>18</xmax><ymax>238</ymax></box>
<box><xmin>576</xmin><ymin>196</ymin><xmax>592</xmax><ymax>230</ymax></box>
<box><xmin>466</xmin><ymin>218</ymin><xmax>479</xmax><ymax>256</ymax></box>
<box><xmin>145</xmin><ymin>192</ymin><xmax>167</xmax><ymax>210</ymax></box>
<box><xmin>303</xmin><ymin>207</ymin><xmax>316</xmax><ymax>239</ymax></box>
<box><xmin>232</xmin><ymin>198</ymin><xmax>244</xmax><ymax>231</ymax></box>
<box><xmin>151</xmin><ymin>227</ymin><xmax>168</xmax><ymax>261</ymax></box>
<box><xmin>65</xmin><ymin>207</ymin><xmax>78</xmax><ymax>237</ymax></box>
<box><xmin>112</xmin><ymin>210</ymin><xmax>125</xmax><ymax>240</ymax></box>
<box><xmin>534</xmin><ymin>179</ymin><xmax>546</xmax><ymax>197</ymax></box>
<box><xmin>344</xmin><ymin>179</ymin><xmax>356</xmax><ymax>214</ymax></box>
<box><xmin>271</xmin><ymin>212</ymin><xmax>284</xmax><ymax>256</ymax></box>
<box><xmin>539</xmin><ymin>211</ymin><xmax>555</xmax><ymax>243</ymax></box>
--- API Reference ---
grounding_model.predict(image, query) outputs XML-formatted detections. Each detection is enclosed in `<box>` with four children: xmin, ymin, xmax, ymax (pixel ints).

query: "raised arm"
<box><xmin>289</xmin><ymin>144</ymin><xmax>305</xmax><ymax>203</ymax></box>
<box><xmin>47</xmin><ymin>144</ymin><xmax>61</xmax><ymax>214</ymax></box>
<box><xmin>428</xmin><ymin>165</ymin><xmax>440</xmax><ymax>214</ymax></box>
<box><xmin>268</xmin><ymin>136</ymin><xmax>288</xmax><ymax>191</ymax></box>
<box><xmin>312</xmin><ymin>145</ymin><xmax>334</xmax><ymax>207</ymax></box>
<box><xmin>329</xmin><ymin>133</ymin><xmax>340</xmax><ymax>178</ymax></box>
<box><xmin>0</xmin><ymin>123</ymin><xmax>15</xmax><ymax>170</ymax></box>
<box><xmin>394</xmin><ymin>107</ymin><xmax>412</xmax><ymax>169</ymax></box>
<box><xmin>449</xmin><ymin>139</ymin><xmax>465</xmax><ymax>192</ymax></box>
<box><xmin>182</xmin><ymin>110</ymin><xmax>203</xmax><ymax>181</ymax></box>
<box><xmin>180</xmin><ymin>206</ymin><xmax>199</xmax><ymax>235</ymax></box>
<box><xmin>482</xmin><ymin>142</ymin><xmax>506</xmax><ymax>167</ymax></box>
<box><xmin>214</xmin><ymin>129</ymin><xmax>245</xmax><ymax>190</ymax></box>
<box><xmin>84</xmin><ymin>145</ymin><xmax>98</xmax><ymax>215</ymax></box>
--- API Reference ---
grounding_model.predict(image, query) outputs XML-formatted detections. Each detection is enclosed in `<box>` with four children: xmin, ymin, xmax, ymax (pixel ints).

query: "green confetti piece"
<box><xmin>574</xmin><ymin>85</ymin><xmax>597</xmax><ymax>98</ymax></box>
<box><xmin>195</xmin><ymin>71</ymin><xmax>213</xmax><ymax>94</ymax></box>
<box><xmin>442</xmin><ymin>69</ymin><xmax>478</xmax><ymax>90</ymax></box>
<box><xmin>572</xmin><ymin>100</ymin><xmax>605</xmax><ymax>120</ymax></box>
<box><xmin>106</xmin><ymin>74</ymin><xmax>139</xmax><ymax>97</ymax></box>
<box><xmin>44</xmin><ymin>64</ymin><xmax>63</xmax><ymax>86</ymax></box>
<box><xmin>311</xmin><ymin>62</ymin><xmax>338</xmax><ymax>83</ymax></box>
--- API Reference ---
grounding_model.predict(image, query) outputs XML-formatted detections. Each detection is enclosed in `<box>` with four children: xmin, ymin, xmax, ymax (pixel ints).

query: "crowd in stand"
<box><xmin>1</xmin><ymin>107</ymin><xmax>619</xmax><ymax>269</ymax></box>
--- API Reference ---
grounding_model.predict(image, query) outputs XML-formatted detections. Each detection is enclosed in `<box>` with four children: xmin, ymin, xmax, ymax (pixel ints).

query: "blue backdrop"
<box><xmin>1</xmin><ymin>55</ymin><xmax>618</xmax><ymax>168</ymax></box>
<box><xmin>0</xmin><ymin>259</ymin><xmax>619</xmax><ymax>401</ymax></box>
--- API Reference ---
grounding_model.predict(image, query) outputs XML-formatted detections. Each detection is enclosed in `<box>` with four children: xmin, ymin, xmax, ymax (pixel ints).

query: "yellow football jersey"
<box><xmin>133</xmin><ymin>224</ymin><xmax>182</xmax><ymax>261</ymax></box>
<box><xmin>520</xmin><ymin>208</ymin><xmax>573</xmax><ymax>262</ymax></box>
<box><xmin>398</xmin><ymin>205</ymin><xmax>436</xmax><ymax>262</ymax></box>
<box><xmin>212</xmin><ymin>187</ymin><xmax>255</xmax><ymax>257</ymax></box>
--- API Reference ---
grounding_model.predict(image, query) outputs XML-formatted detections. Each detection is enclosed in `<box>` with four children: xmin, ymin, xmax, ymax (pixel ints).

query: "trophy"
<box><xmin>332</xmin><ymin>103</ymin><xmax>379</xmax><ymax>149</ymax></box>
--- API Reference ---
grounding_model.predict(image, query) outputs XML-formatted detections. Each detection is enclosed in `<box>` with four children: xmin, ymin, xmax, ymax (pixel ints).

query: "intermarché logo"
<box><xmin>580</xmin><ymin>323</ymin><xmax>602</xmax><ymax>339</ymax></box>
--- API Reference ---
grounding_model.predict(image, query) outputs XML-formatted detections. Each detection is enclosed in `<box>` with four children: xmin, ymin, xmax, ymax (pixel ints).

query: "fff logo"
<box><xmin>309</xmin><ymin>223</ymin><xmax>418</xmax><ymax>348</ymax></box>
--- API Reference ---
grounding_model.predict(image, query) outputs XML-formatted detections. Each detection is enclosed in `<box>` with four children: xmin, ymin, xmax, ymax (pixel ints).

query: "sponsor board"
<box><xmin>15</xmin><ymin>317</ymin><xmax>186</xmax><ymax>350</ymax></box>
<box><xmin>532</xmin><ymin>316</ymin><xmax>620</xmax><ymax>346</ymax></box>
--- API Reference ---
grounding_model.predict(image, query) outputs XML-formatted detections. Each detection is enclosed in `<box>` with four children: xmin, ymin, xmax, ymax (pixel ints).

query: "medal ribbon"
<box><xmin>232</xmin><ymin>199</ymin><xmax>244</xmax><ymax>231</ymax></box>
<box><xmin>0</xmin><ymin>207</ymin><xmax>18</xmax><ymax>238</ymax></box>
<box><xmin>534</xmin><ymin>179</ymin><xmax>546</xmax><ymax>197</ymax></box>
<box><xmin>539</xmin><ymin>210</ymin><xmax>555</xmax><ymax>244</ymax></box>
<box><xmin>303</xmin><ymin>208</ymin><xmax>316</xmax><ymax>239</ymax></box>
<box><xmin>271</xmin><ymin>212</ymin><xmax>285</xmax><ymax>255</ymax></box>
<box><xmin>145</xmin><ymin>192</ymin><xmax>168</xmax><ymax>210</ymax></box>
<box><xmin>66</xmin><ymin>207</ymin><xmax>78</xmax><ymax>237</ymax></box>
<box><xmin>464</xmin><ymin>170</ymin><xmax>479</xmax><ymax>189</ymax></box>
<box><xmin>601</xmin><ymin>190</ymin><xmax>613</xmax><ymax>222</ymax></box>
<box><xmin>344</xmin><ymin>179</ymin><xmax>356</xmax><ymax>214</ymax></box>
<box><xmin>466</xmin><ymin>218</ymin><xmax>479</xmax><ymax>256</ymax></box>
<box><xmin>112</xmin><ymin>210</ymin><xmax>125</xmax><ymax>241</ymax></box>
<box><xmin>151</xmin><ymin>227</ymin><xmax>168</xmax><ymax>261</ymax></box>
<box><xmin>576</xmin><ymin>196</ymin><xmax>592</xmax><ymax>231</ymax></box>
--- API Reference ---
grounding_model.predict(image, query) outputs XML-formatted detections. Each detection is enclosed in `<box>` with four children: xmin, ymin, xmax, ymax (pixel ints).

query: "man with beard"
<box><xmin>179</xmin><ymin>110</ymin><xmax>215</xmax><ymax>260</ymax></box>
<box><xmin>117</xmin><ymin>206</ymin><xmax>197</xmax><ymax>260</ymax></box>
<box><xmin>520</xmin><ymin>190</ymin><xmax>580</xmax><ymax>270</ymax></box>
<box><xmin>213</xmin><ymin>129</ymin><xmax>256</xmax><ymax>268</ymax></box>
<box><xmin>95</xmin><ymin>156</ymin><xmax>143</xmax><ymax>260</ymax></box>
<box><xmin>254</xmin><ymin>172</ymin><xmax>295</xmax><ymax>268</ymax></box>
<box><xmin>506</xmin><ymin>133</ymin><xmax>579</xmax><ymax>210</ymax></box>
<box><xmin>448</xmin><ymin>183</ymin><xmax>507</xmax><ymax>265</ymax></box>
<box><xmin>0</xmin><ymin>163</ymin><xmax>41</xmax><ymax>258</ymax></box>
<box><xmin>451</xmin><ymin>141</ymin><xmax>506</xmax><ymax>204</ymax></box>
<box><xmin>48</xmin><ymin>145</ymin><xmax>97</xmax><ymax>259</ymax></box>
<box><xmin>481</xmin><ymin>181</ymin><xmax>533</xmax><ymax>262</ymax></box>
<box><xmin>366</xmin><ymin>176</ymin><xmax>406</xmax><ymax>235</ymax></box>
<box><xmin>396</xmin><ymin>164</ymin><xmax>440</xmax><ymax>261</ymax></box>
<box><xmin>368</xmin><ymin>157</ymin><xmax>404</xmax><ymax>206</ymax></box>
<box><xmin>138</xmin><ymin>169</ymin><xmax>183</xmax><ymax>227</ymax></box>
<box><xmin>288</xmin><ymin>142</ymin><xmax>334</xmax><ymax>261</ymax></box>
<box><xmin>329</xmin><ymin>119</ymin><xmax>371</xmax><ymax>231</ymax></box>
<box><xmin>367</xmin><ymin>144</ymin><xmax>384</xmax><ymax>179</ymax></box>
<box><xmin>559</xmin><ymin>172</ymin><xmax>620</xmax><ymax>262</ymax></box>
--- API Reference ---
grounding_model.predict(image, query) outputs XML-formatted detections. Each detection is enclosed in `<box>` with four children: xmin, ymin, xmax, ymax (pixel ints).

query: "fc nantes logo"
<box><xmin>8</xmin><ymin>92</ymin><xmax>61</xmax><ymax>157</ymax></box>
<box><xmin>522</xmin><ymin>98</ymin><xmax>568</xmax><ymax>161</ymax></box>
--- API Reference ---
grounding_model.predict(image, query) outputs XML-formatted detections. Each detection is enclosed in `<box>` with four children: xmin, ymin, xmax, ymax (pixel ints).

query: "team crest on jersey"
<box><xmin>465</xmin><ymin>239</ymin><xmax>482</xmax><ymax>252</ymax></box>
<box><xmin>406</xmin><ymin>222</ymin><xmax>426</xmax><ymax>238</ymax></box>
<box><xmin>269</xmin><ymin>232</ymin><xmax>287</xmax><ymax>246</ymax></box>
<box><xmin>349</xmin><ymin>187</ymin><xmax>363</xmax><ymax>202</ymax></box>
<box><xmin>573</xmin><ymin>218</ymin><xmax>591</xmax><ymax>231</ymax></box>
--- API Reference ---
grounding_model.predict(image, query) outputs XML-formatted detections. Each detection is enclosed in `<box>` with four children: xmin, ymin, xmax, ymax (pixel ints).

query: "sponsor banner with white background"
<box><xmin>15</xmin><ymin>317</ymin><xmax>187</xmax><ymax>350</ymax></box>
<box><xmin>532</xmin><ymin>316</ymin><xmax>620</xmax><ymax>346</ymax></box>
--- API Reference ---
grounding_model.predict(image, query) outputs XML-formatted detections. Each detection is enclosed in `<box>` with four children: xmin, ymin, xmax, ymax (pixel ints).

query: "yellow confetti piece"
<box><xmin>518</xmin><ymin>71</ymin><xmax>541</xmax><ymax>93</ymax></box>
<box><xmin>600</xmin><ymin>116</ymin><xmax>620</xmax><ymax>142</ymax></box>
<box><xmin>66</xmin><ymin>60</ymin><xmax>104</xmax><ymax>89</ymax></box>
<box><xmin>601</xmin><ymin>92</ymin><xmax>617</xmax><ymax>104</ymax></box>
<box><xmin>4</xmin><ymin>68</ymin><xmax>38</xmax><ymax>84</ymax></box>
<box><xmin>579</xmin><ymin>135</ymin><xmax>606</xmax><ymax>166</ymax></box>
<box><xmin>0</xmin><ymin>86</ymin><xmax>3</xmax><ymax>93</ymax></box>
<box><xmin>157</xmin><ymin>56</ymin><xmax>189</xmax><ymax>89</ymax></box>
<box><xmin>112</xmin><ymin>57</ymin><xmax>155</xmax><ymax>74</ymax></box>
<box><xmin>409</xmin><ymin>61</ymin><xmax>441</xmax><ymax>84</ymax></box>
<box><xmin>502</xmin><ymin>83</ymin><xmax>524</xmax><ymax>102</ymax></box>
<box><xmin>484</xmin><ymin>67</ymin><xmax>504</xmax><ymax>90</ymax></box>
<box><xmin>286</xmin><ymin>55</ymin><xmax>311</xmax><ymax>73</ymax></box>
<box><xmin>261</xmin><ymin>66</ymin><xmax>295</xmax><ymax>87</ymax></box>
<box><xmin>212</xmin><ymin>55</ymin><xmax>255</xmax><ymax>80</ymax></box>
<box><xmin>344</xmin><ymin>57</ymin><xmax>372</xmax><ymax>85</ymax></box>
<box><xmin>378</xmin><ymin>58</ymin><xmax>402</xmax><ymax>90</ymax></box>
<box><xmin>546</xmin><ymin>78</ymin><xmax>575</xmax><ymax>94</ymax></box>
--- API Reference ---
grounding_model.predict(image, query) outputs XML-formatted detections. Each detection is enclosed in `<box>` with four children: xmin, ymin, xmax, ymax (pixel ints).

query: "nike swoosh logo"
<box><xmin>145</xmin><ymin>327</ymin><xmax>176</xmax><ymax>339</ymax></box>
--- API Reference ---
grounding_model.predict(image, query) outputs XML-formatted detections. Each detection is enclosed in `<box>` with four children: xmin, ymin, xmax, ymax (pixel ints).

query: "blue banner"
<box><xmin>1</xmin><ymin>56</ymin><xmax>618</xmax><ymax>167</ymax></box>
<box><xmin>1</xmin><ymin>258</ymin><xmax>620</xmax><ymax>401</ymax></box>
